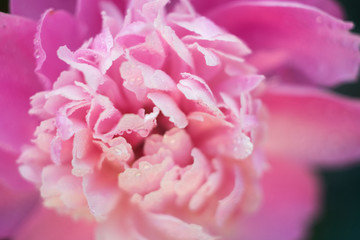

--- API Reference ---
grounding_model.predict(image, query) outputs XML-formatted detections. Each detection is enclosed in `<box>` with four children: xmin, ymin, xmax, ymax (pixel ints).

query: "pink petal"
<box><xmin>141</xmin><ymin>212</ymin><xmax>216</xmax><ymax>240</ymax></box>
<box><xmin>75</xmin><ymin>0</ymin><xmax>102</xmax><ymax>38</ymax></box>
<box><xmin>235</xmin><ymin>159</ymin><xmax>319</xmax><ymax>240</ymax></box>
<box><xmin>106</xmin><ymin>107</ymin><xmax>160</xmax><ymax>139</ymax></box>
<box><xmin>191</xmin><ymin>0</ymin><xmax>343</xmax><ymax>18</ymax></box>
<box><xmin>72</xmin><ymin>129</ymin><xmax>100</xmax><ymax>176</ymax></box>
<box><xmin>83</xmin><ymin>169</ymin><xmax>120</xmax><ymax>219</ymax></box>
<box><xmin>35</xmin><ymin>9</ymin><xmax>84</xmax><ymax>85</ymax></box>
<box><xmin>14</xmin><ymin>205</ymin><xmax>95</xmax><ymax>240</ymax></box>
<box><xmin>144</xmin><ymin>128</ymin><xmax>193</xmax><ymax>167</ymax></box>
<box><xmin>0</xmin><ymin>13</ymin><xmax>43</xmax><ymax>153</ymax></box>
<box><xmin>0</xmin><ymin>148</ymin><xmax>34</xmax><ymax>191</ymax></box>
<box><xmin>215</xmin><ymin>167</ymin><xmax>243</xmax><ymax>226</ymax></box>
<box><xmin>156</xmin><ymin>23</ymin><xmax>194</xmax><ymax>67</ymax></box>
<box><xmin>0</xmin><ymin>183</ymin><xmax>38</xmax><ymax>238</ymax></box>
<box><xmin>0</xmin><ymin>148</ymin><xmax>39</xmax><ymax>238</ymax></box>
<box><xmin>57</xmin><ymin>46</ymin><xmax>104</xmax><ymax>90</ymax></box>
<box><xmin>262</xmin><ymin>85</ymin><xmax>360</xmax><ymax>166</ymax></box>
<box><xmin>207</xmin><ymin>1</ymin><xmax>360</xmax><ymax>86</ymax></box>
<box><xmin>174</xmin><ymin>148</ymin><xmax>211</xmax><ymax>206</ymax></box>
<box><xmin>178</xmin><ymin>73</ymin><xmax>223</xmax><ymax>117</ymax></box>
<box><xmin>10</xmin><ymin>0</ymin><xmax>76</xmax><ymax>20</ymax></box>
<box><xmin>118</xmin><ymin>157</ymin><xmax>174</xmax><ymax>195</ymax></box>
<box><xmin>148</xmin><ymin>92</ymin><xmax>188</xmax><ymax>128</ymax></box>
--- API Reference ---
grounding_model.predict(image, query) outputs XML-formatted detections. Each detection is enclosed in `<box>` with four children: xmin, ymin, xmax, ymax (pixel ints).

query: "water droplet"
<box><xmin>34</xmin><ymin>49</ymin><xmax>40</xmax><ymax>59</ymax></box>
<box><xmin>143</xmin><ymin>163</ymin><xmax>151</xmax><ymax>170</ymax></box>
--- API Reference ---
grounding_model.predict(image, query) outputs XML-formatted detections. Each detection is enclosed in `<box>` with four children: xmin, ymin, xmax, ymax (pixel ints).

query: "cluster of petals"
<box><xmin>1</xmin><ymin>0</ymin><xmax>360</xmax><ymax>240</ymax></box>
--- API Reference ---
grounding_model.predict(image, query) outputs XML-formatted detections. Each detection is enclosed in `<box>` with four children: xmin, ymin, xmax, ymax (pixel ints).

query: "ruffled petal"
<box><xmin>234</xmin><ymin>159</ymin><xmax>319</xmax><ymax>240</ymax></box>
<box><xmin>14</xmin><ymin>206</ymin><xmax>96</xmax><ymax>240</ymax></box>
<box><xmin>0</xmin><ymin>13</ymin><xmax>43</xmax><ymax>153</ymax></box>
<box><xmin>207</xmin><ymin>1</ymin><xmax>360</xmax><ymax>86</ymax></box>
<box><xmin>262</xmin><ymin>85</ymin><xmax>360</xmax><ymax>166</ymax></box>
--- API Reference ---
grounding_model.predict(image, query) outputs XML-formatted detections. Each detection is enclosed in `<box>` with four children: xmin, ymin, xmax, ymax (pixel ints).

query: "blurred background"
<box><xmin>0</xmin><ymin>0</ymin><xmax>360</xmax><ymax>239</ymax></box>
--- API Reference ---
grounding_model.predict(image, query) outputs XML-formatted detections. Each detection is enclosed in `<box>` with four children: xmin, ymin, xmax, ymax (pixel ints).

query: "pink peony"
<box><xmin>1</xmin><ymin>0</ymin><xmax>359</xmax><ymax>239</ymax></box>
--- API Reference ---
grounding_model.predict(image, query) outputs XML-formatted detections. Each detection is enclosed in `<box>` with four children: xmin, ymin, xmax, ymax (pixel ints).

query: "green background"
<box><xmin>1</xmin><ymin>0</ymin><xmax>360</xmax><ymax>239</ymax></box>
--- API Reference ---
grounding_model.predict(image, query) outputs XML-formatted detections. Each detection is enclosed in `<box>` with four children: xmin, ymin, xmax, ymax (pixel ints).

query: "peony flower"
<box><xmin>1</xmin><ymin>0</ymin><xmax>359</xmax><ymax>239</ymax></box>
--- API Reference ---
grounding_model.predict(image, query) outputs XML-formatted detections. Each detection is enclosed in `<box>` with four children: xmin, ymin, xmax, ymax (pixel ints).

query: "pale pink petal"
<box><xmin>207</xmin><ymin>1</ymin><xmax>360</xmax><ymax>86</ymax></box>
<box><xmin>14</xmin><ymin>205</ymin><xmax>95</xmax><ymax>240</ymax></box>
<box><xmin>17</xmin><ymin>146</ymin><xmax>49</xmax><ymax>186</ymax></box>
<box><xmin>217</xmin><ymin>75</ymin><xmax>265</xmax><ymax>96</ymax></box>
<box><xmin>83</xmin><ymin>170</ymin><xmax>120</xmax><ymax>219</ymax></box>
<box><xmin>140</xmin><ymin>212</ymin><xmax>217</xmax><ymax>240</ymax></box>
<box><xmin>129</xmin><ymin>31</ymin><xmax>167</xmax><ymax>69</ymax></box>
<box><xmin>183</xmin><ymin>34</ymin><xmax>251</xmax><ymax>58</ymax></box>
<box><xmin>120</xmin><ymin>59</ymin><xmax>176</xmax><ymax>100</ymax></box>
<box><xmin>156</xmin><ymin>22</ymin><xmax>194</xmax><ymax>67</ymax></box>
<box><xmin>72</xmin><ymin>129</ymin><xmax>101</xmax><ymax>176</ymax></box>
<box><xmin>40</xmin><ymin>165</ymin><xmax>89</xmax><ymax>217</ymax></box>
<box><xmin>189</xmin><ymin>159</ymin><xmax>223</xmax><ymax>211</ymax></box>
<box><xmin>57</xmin><ymin>46</ymin><xmax>104</xmax><ymax>90</ymax></box>
<box><xmin>106</xmin><ymin>107</ymin><xmax>160</xmax><ymax>138</ymax></box>
<box><xmin>178</xmin><ymin>73</ymin><xmax>223</xmax><ymax>117</ymax></box>
<box><xmin>234</xmin><ymin>159</ymin><xmax>319</xmax><ymax>240</ymax></box>
<box><xmin>215</xmin><ymin>167</ymin><xmax>243</xmax><ymax>226</ymax></box>
<box><xmin>262</xmin><ymin>85</ymin><xmax>360</xmax><ymax>166</ymax></box>
<box><xmin>0</xmin><ymin>13</ymin><xmax>43</xmax><ymax>153</ymax></box>
<box><xmin>10</xmin><ymin>0</ymin><xmax>76</xmax><ymax>20</ymax></box>
<box><xmin>174</xmin><ymin>148</ymin><xmax>211</xmax><ymax>206</ymax></box>
<box><xmin>144</xmin><ymin>128</ymin><xmax>193</xmax><ymax>167</ymax></box>
<box><xmin>118</xmin><ymin>157</ymin><xmax>174</xmax><ymax>195</ymax></box>
<box><xmin>191</xmin><ymin>0</ymin><xmax>343</xmax><ymax>18</ymax></box>
<box><xmin>148</xmin><ymin>92</ymin><xmax>188</xmax><ymax>128</ymax></box>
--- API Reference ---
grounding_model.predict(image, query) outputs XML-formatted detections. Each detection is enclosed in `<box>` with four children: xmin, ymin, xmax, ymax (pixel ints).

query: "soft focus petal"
<box><xmin>207</xmin><ymin>1</ymin><xmax>360</xmax><ymax>86</ymax></box>
<box><xmin>262</xmin><ymin>85</ymin><xmax>360</xmax><ymax>166</ymax></box>
<box><xmin>10</xmin><ymin>0</ymin><xmax>76</xmax><ymax>20</ymax></box>
<box><xmin>75</xmin><ymin>0</ymin><xmax>102</xmax><ymax>38</ymax></box>
<box><xmin>14</xmin><ymin>205</ymin><xmax>96</xmax><ymax>240</ymax></box>
<box><xmin>191</xmin><ymin>0</ymin><xmax>343</xmax><ymax>18</ymax></box>
<box><xmin>234</xmin><ymin>159</ymin><xmax>319</xmax><ymax>240</ymax></box>
<box><xmin>0</xmin><ymin>184</ymin><xmax>38</xmax><ymax>238</ymax></box>
<box><xmin>0</xmin><ymin>149</ymin><xmax>39</xmax><ymax>238</ymax></box>
<box><xmin>0</xmin><ymin>148</ymin><xmax>35</xmax><ymax>191</ymax></box>
<box><xmin>0</xmin><ymin>13</ymin><xmax>43</xmax><ymax>153</ymax></box>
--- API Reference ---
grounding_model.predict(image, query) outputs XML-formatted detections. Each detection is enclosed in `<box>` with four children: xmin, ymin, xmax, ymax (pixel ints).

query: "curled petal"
<box><xmin>148</xmin><ymin>92</ymin><xmax>188</xmax><ymax>128</ymax></box>
<box><xmin>207</xmin><ymin>1</ymin><xmax>360</xmax><ymax>86</ymax></box>
<box><xmin>178</xmin><ymin>73</ymin><xmax>223</xmax><ymax>117</ymax></box>
<box><xmin>35</xmin><ymin>9</ymin><xmax>83</xmax><ymax>86</ymax></box>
